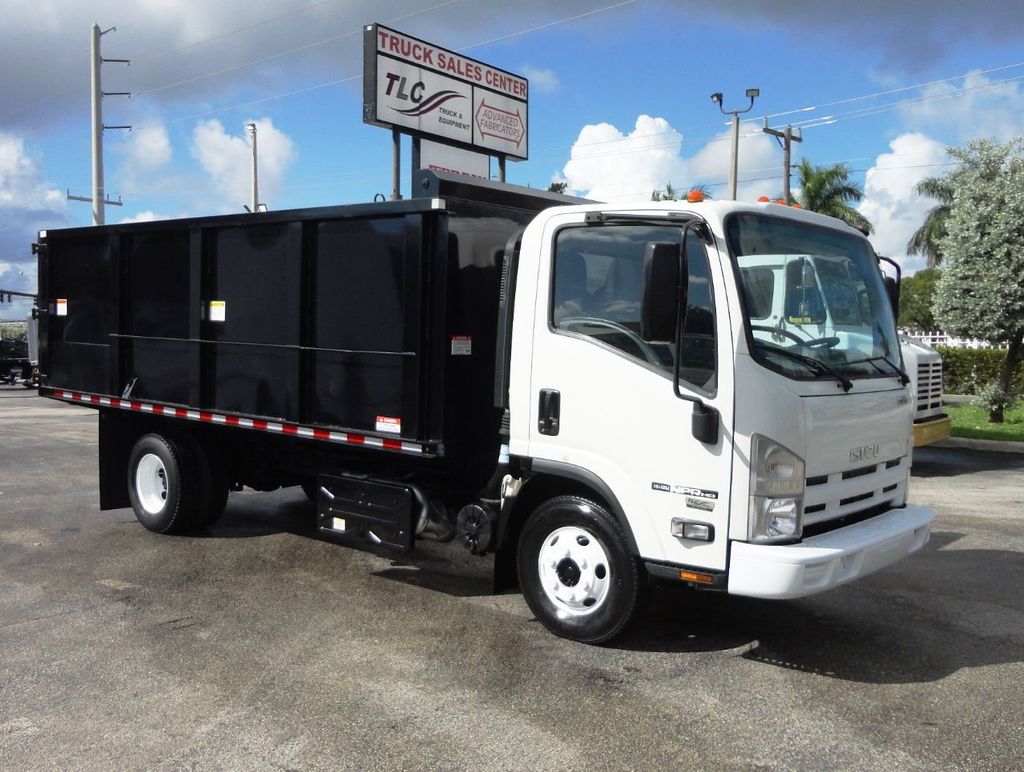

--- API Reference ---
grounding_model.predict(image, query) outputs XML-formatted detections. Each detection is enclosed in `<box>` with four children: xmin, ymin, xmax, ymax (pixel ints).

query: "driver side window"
<box><xmin>551</xmin><ymin>224</ymin><xmax>716</xmax><ymax>393</ymax></box>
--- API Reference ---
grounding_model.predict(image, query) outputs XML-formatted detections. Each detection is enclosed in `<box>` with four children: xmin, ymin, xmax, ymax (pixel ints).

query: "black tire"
<box><xmin>517</xmin><ymin>495</ymin><xmax>645</xmax><ymax>644</ymax></box>
<box><xmin>127</xmin><ymin>434</ymin><xmax>204</xmax><ymax>534</ymax></box>
<box><xmin>191</xmin><ymin>440</ymin><xmax>230</xmax><ymax>528</ymax></box>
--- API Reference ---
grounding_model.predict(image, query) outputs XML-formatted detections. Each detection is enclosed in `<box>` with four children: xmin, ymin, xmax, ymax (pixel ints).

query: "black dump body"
<box><xmin>37</xmin><ymin>172</ymin><xmax>580</xmax><ymax>495</ymax></box>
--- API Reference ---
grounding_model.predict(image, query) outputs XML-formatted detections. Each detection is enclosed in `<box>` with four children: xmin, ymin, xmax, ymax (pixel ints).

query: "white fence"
<box><xmin>899</xmin><ymin>329</ymin><xmax>1001</xmax><ymax>350</ymax></box>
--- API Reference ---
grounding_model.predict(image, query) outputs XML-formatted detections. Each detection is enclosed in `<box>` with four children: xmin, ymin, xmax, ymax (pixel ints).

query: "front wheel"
<box><xmin>517</xmin><ymin>496</ymin><xmax>644</xmax><ymax>644</ymax></box>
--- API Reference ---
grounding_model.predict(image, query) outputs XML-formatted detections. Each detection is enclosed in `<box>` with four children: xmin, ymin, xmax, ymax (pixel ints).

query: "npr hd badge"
<box><xmin>651</xmin><ymin>482</ymin><xmax>719</xmax><ymax>499</ymax></box>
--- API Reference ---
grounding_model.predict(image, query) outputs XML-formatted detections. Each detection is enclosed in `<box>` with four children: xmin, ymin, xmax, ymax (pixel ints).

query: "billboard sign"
<box><xmin>364</xmin><ymin>24</ymin><xmax>528</xmax><ymax>161</ymax></box>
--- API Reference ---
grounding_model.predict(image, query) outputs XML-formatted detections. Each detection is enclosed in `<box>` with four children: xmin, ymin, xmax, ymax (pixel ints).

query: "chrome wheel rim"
<box><xmin>135</xmin><ymin>453</ymin><xmax>169</xmax><ymax>515</ymax></box>
<box><xmin>537</xmin><ymin>526</ymin><xmax>611</xmax><ymax>617</ymax></box>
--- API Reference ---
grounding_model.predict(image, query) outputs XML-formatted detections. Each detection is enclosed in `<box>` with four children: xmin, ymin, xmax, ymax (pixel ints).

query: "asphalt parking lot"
<box><xmin>2</xmin><ymin>387</ymin><xmax>1023</xmax><ymax>770</ymax></box>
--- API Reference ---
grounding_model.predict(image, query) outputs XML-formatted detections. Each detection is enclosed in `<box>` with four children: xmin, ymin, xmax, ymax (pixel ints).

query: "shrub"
<box><xmin>971</xmin><ymin>380</ymin><xmax>1020</xmax><ymax>414</ymax></box>
<box><xmin>0</xmin><ymin>323</ymin><xmax>28</xmax><ymax>342</ymax></box>
<box><xmin>936</xmin><ymin>346</ymin><xmax>1024</xmax><ymax>395</ymax></box>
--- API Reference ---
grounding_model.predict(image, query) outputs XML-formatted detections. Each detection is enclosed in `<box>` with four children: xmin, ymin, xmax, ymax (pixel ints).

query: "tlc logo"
<box><xmin>384</xmin><ymin>73</ymin><xmax>425</xmax><ymax>103</ymax></box>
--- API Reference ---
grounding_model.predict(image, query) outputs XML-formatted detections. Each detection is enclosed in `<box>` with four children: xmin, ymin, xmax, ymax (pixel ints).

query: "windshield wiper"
<box><xmin>756</xmin><ymin>342</ymin><xmax>853</xmax><ymax>392</ymax></box>
<box><xmin>849</xmin><ymin>355</ymin><xmax>910</xmax><ymax>385</ymax></box>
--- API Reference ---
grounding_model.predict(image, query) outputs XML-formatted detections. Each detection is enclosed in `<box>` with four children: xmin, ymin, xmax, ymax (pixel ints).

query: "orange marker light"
<box><xmin>679</xmin><ymin>570</ymin><xmax>715</xmax><ymax>585</ymax></box>
<box><xmin>757</xmin><ymin>195</ymin><xmax>771</xmax><ymax>202</ymax></box>
<box><xmin>687</xmin><ymin>189</ymin><xmax>704</xmax><ymax>203</ymax></box>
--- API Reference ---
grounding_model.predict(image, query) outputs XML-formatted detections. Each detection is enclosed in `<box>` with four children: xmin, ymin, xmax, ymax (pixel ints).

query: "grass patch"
<box><xmin>946</xmin><ymin>402</ymin><xmax>1024</xmax><ymax>443</ymax></box>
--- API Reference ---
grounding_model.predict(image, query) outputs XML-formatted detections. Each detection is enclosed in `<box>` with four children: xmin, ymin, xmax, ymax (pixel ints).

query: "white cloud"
<box><xmin>856</xmin><ymin>132</ymin><xmax>948</xmax><ymax>274</ymax></box>
<box><xmin>119</xmin><ymin>210</ymin><xmax>175</xmax><ymax>224</ymax></box>
<box><xmin>686</xmin><ymin>128</ymin><xmax>780</xmax><ymax>201</ymax></box>
<box><xmin>0</xmin><ymin>135</ymin><xmax>65</xmax><ymax>213</ymax></box>
<box><xmin>521</xmin><ymin>66</ymin><xmax>559</xmax><ymax>94</ymax></box>
<box><xmin>125</xmin><ymin>124</ymin><xmax>172</xmax><ymax>170</ymax></box>
<box><xmin>191</xmin><ymin>118</ymin><xmax>296</xmax><ymax>210</ymax></box>
<box><xmin>561</xmin><ymin>116</ymin><xmax>780</xmax><ymax>203</ymax></box>
<box><xmin>0</xmin><ymin>133</ymin><xmax>67</xmax><ymax>318</ymax></box>
<box><xmin>900</xmin><ymin>72</ymin><xmax>1024</xmax><ymax>143</ymax></box>
<box><xmin>562</xmin><ymin>115</ymin><xmax>686</xmax><ymax>202</ymax></box>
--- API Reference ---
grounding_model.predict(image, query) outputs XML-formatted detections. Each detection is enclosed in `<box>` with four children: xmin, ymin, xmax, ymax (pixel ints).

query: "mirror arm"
<box><xmin>671</xmin><ymin>222</ymin><xmax>720</xmax><ymax>445</ymax></box>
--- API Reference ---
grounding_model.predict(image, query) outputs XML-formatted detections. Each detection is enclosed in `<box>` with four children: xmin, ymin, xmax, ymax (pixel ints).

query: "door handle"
<box><xmin>538</xmin><ymin>389</ymin><xmax>560</xmax><ymax>436</ymax></box>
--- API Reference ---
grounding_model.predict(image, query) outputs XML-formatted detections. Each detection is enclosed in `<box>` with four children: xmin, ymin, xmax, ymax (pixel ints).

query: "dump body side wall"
<box><xmin>39</xmin><ymin>187</ymin><xmax>549</xmax><ymax>500</ymax></box>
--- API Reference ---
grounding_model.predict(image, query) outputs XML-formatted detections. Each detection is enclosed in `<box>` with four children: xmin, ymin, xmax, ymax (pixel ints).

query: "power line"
<box><xmin>131</xmin><ymin>0</ymin><xmax>347</xmax><ymax>64</ymax></box>
<box><xmin>134</xmin><ymin>0</ymin><xmax>460</xmax><ymax>97</ymax></box>
<box><xmin>133</xmin><ymin>0</ymin><xmax>639</xmax><ymax>132</ymax></box>
<box><xmin>759</xmin><ymin>59</ymin><xmax>1024</xmax><ymax>123</ymax></box>
<box><xmin>458</xmin><ymin>0</ymin><xmax>636</xmax><ymax>50</ymax></box>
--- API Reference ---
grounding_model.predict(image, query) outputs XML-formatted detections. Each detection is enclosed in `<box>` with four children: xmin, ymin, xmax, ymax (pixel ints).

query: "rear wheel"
<box><xmin>127</xmin><ymin>434</ymin><xmax>203</xmax><ymax>534</ymax></box>
<box><xmin>517</xmin><ymin>495</ymin><xmax>644</xmax><ymax>644</ymax></box>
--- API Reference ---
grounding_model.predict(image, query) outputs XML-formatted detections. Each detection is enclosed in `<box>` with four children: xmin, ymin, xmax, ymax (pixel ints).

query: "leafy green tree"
<box><xmin>898</xmin><ymin>268</ymin><xmax>941</xmax><ymax>331</ymax></box>
<box><xmin>547</xmin><ymin>181</ymin><xmax>568</xmax><ymax>194</ymax></box>
<box><xmin>794</xmin><ymin>159</ymin><xmax>873</xmax><ymax>234</ymax></box>
<box><xmin>933</xmin><ymin>138</ymin><xmax>1024</xmax><ymax>422</ymax></box>
<box><xmin>907</xmin><ymin>176</ymin><xmax>954</xmax><ymax>268</ymax></box>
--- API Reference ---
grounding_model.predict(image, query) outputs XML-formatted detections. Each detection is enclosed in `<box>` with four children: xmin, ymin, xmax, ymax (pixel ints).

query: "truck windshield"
<box><xmin>726</xmin><ymin>213</ymin><xmax>901</xmax><ymax>383</ymax></box>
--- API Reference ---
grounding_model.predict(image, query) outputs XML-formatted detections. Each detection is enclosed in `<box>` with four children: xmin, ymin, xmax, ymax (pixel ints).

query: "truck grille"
<box><xmin>802</xmin><ymin>456</ymin><xmax>907</xmax><ymax>533</ymax></box>
<box><xmin>916</xmin><ymin>360</ymin><xmax>943</xmax><ymax>416</ymax></box>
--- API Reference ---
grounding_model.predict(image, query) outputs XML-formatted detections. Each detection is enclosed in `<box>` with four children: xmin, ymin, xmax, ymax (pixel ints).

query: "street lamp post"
<box><xmin>711</xmin><ymin>88</ymin><xmax>760</xmax><ymax>200</ymax></box>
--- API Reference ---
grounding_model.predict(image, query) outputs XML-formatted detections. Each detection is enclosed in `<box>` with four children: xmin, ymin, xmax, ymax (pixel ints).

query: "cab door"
<box><xmin>522</xmin><ymin>215</ymin><xmax>735</xmax><ymax>571</ymax></box>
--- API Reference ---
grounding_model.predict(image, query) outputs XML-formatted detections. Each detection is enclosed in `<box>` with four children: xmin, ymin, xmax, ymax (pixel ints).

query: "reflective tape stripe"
<box><xmin>47</xmin><ymin>389</ymin><xmax>428</xmax><ymax>456</ymax></box>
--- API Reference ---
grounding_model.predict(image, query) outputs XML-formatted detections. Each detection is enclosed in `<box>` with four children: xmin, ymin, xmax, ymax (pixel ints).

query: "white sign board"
<box><xmin>364</xmin><ymin>24</ymin><xmax>528</xmax><ymax>161</ymax></box>
<box><xmin>420</xmin><ymin>139</ymin><xmax>489</xmax><ymax>178</ymax></box>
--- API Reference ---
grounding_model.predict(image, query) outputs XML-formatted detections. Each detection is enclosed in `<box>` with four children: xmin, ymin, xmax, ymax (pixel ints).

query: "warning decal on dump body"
<box><xmin>55</xmin><ymin>299</ymin><xmax>68</xmax><ymax>317</ymax></box>
<box><xmin>208</xmin><ymin>300</ymin><xmax>226</xmax><ymax>322</ymax></box>
<box><xmin>376</xmin><ymin>416</ymin><xmax>402</xmax><ymax>434</ymax></box>
<box><xmin>450</xmin><ymin>336</ymin><xmax>472</xmax><ymax>356</ymax></box>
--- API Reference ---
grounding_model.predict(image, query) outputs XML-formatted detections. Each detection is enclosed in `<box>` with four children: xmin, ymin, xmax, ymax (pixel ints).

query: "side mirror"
<box><xmin>883</xmin><ymin>276</ymin><xmax>900</xmax><ymax>320</ymax></box>
<box><xmin>877</xmin><ymin>255</ymin><xmax>902</xmax><ymax>321</ymax></box>
<box><xmin>691</xmin><ymin>400</ymin><xmax>719</xmax><ymax>445</ymax></box>
<box><xmin>641</xmin><ymin>242</ymin><xmax>686</xmax><ymax>342</ymax></box>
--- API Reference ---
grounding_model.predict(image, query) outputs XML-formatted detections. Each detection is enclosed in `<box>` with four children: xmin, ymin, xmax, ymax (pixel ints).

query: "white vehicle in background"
<box><xmin>738</xmin><ymin>251</ymin><xmax>908</xmax><ymax>382</ymax></box>
<box><xmin>899</xmin><ymin>336</ymin><xmax>951</xmax><ymax>447</ymax></box>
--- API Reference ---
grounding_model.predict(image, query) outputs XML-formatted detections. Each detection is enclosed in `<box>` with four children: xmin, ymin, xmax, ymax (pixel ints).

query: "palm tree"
<box><xmin>906</xmin><ymin>176</ymin><xmax>954</xmax><ymax>268</ymax></box>
<box><xmin>651</xmin><ymin>182</ymin><xmax>712</xmax><ymax>201</ymax></box>
<box><xmin>794</xmin><ymin>159</ymin><xmax>873</xmax><ymax>234</ymax></box>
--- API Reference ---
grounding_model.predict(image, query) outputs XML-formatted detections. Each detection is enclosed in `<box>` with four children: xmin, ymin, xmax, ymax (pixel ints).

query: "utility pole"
<box><xmin>711</xmin><ymin>88</ymin><xmax>759</xmax><ymax>200</ymax></box>
<box><xmin>70</xmin><ymin>23</ymin><xmax>130</xmax><ymax>225</ymax></box>
<box><xmin>763</xmin><ymin>120</ymin><xmax>803</xmax><ymax>204</ymax></box>
<box><xmin>247</xmin><ymin>123</ymin><xmax>259</xmax><ymax>213</ymax></box>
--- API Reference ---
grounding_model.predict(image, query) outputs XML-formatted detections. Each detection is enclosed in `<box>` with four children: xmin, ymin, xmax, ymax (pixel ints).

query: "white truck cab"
<box><xmin>503</xmin><ymin>199</ymin><xmax>933</xmax><ymax>639</ymax></box>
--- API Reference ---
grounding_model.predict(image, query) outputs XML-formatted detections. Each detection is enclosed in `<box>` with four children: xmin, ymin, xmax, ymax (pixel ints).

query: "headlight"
<box><xmin>749</xmin><ymin>435</ymin><xmax>805</xmax><ymax>542</ymax></box>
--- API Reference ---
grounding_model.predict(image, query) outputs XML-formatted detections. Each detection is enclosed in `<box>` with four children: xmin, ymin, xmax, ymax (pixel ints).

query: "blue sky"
<box><xmin>3</xmin><ymin>0</ymin><xmax>1024</xmax><ymax>319</ymax></box>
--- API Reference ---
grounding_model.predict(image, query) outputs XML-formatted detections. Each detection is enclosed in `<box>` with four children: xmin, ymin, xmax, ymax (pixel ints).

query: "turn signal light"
<box><xmin>679</xmin><ymin>570</ymin><xmax>715</xmax><ymax>584</ymax></box>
